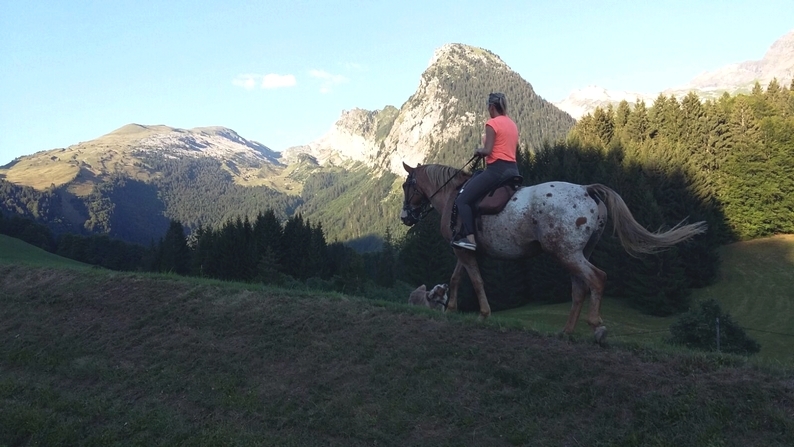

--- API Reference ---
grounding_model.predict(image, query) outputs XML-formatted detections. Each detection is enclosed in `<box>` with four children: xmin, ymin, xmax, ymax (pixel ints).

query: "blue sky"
<box><xmin>1</xmin><ymin>0</ymin><xmax>792</xmax><ymax>165</ymax></box>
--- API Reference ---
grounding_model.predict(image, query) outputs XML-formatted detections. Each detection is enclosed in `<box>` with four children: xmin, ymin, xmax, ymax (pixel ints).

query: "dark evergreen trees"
<box><xmin>156</xmin><ymin>220</ymin><xmax>190</xmax><ymax>275</ymax></box>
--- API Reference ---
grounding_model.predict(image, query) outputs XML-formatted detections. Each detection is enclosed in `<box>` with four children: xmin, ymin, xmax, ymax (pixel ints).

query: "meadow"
<box><xmin>496</xmin><ymin>234</ymin><xmax>794</xmax><ymax>365</ymax></box>
<box><xmin>1</xmin><ymin>235</ymin><xmax>793</xmax><ymax>446</ymax></box>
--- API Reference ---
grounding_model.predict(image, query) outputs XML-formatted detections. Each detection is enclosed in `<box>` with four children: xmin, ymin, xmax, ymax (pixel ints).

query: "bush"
<box><xmin>667</xmin><ymin>299</ymin><xmax>761</xmax><ymax>355</ymax></box>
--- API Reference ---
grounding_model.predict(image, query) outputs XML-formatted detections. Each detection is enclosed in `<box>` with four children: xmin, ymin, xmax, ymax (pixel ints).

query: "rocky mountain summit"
<box><xmin>554</xmin><ymin>29</ymin><xmax>794</xmax><ymax>119</ymax></box>
<box><xmin>287</xmin><ymin>43</ymin><xmax>573</xmax><ymax>176</ymax></box>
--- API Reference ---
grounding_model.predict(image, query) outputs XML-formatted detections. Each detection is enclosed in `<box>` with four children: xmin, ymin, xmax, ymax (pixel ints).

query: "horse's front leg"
<box><xmin>456</xmin><ymin>252</ymin><xmax>491</xmax><ymax>320</ymax></box>
<box><xmin>447</xmin><ymin>261</ymin><xmax>465</xmax><ymax>312</ymax></box>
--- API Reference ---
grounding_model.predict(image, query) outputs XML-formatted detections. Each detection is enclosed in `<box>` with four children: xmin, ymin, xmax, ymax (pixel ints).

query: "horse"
<box><xmin>399</xmin><ymin>162</ymin><xmax>707</xmax><ymax>343</ymax></box>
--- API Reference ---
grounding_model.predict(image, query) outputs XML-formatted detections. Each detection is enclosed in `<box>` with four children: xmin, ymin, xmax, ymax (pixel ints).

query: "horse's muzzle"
<box><xmin>400</xmin><ymin>210</ymin><xmax>418</xmax><ymax>226</ymax></box>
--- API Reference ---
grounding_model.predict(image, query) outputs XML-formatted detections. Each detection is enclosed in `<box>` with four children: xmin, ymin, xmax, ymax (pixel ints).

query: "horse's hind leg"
<box><xmin>559</xmin><ymin>254</ymin><xmax>608</xmax><ymax>343</ymax></box>
<box><xmin>562</xmin><ymin>276</ymin><xmax>587</xmax><ymax>334</ymax></box>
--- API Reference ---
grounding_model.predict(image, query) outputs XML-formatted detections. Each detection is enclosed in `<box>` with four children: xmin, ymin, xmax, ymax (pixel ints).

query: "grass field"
<box><xmin>495</xmin><ymin>234</ymin><xmax>794</xmax><ymax>365</ymax></box>
<box><xmin>1</xmin><ymin>235</ymin><xmax>793</xmax><ymax>446</ymax></box>
<box><xmin>0</xmin><ymin>235</ymin><xmax>88</xmax><ymax>269</ymax></box>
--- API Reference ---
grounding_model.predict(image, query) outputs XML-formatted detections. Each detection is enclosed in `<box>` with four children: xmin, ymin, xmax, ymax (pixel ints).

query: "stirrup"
<box><xmin>451</xmin><ymin>238</ymin><xmax>477</xmax><ymax>251</ymax></box>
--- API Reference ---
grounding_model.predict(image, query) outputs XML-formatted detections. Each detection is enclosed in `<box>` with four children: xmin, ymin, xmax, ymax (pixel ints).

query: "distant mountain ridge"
<box><xmin>555</xmin><ymin>29</ymin><xmax>794</xmax><ymax>119</ymax></box>
<box><xmin>0</xmin><ymin>123</ymin><xmax>285</xmax><ymax>192</ymax></box>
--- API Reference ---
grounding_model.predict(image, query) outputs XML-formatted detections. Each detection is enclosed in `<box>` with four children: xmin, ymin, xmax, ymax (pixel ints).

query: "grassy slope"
<box><xmin>495</xmin><ymin>234</ymin><xmax>794</xmax><ymax>364</ymax></box>
<box><xmin>0</xmin><ymin>235</ymin><xmax>88</xmax><ymax>268</ymax></box>
<box><xmin>689</xmin><ymin>234</ymin><xmax>794</xmax><ymax>362</ymax></box>
<box><xmin>1</xmin><ymin>253</ymin><xmax>793</xmax><ymax>445</ymax></box>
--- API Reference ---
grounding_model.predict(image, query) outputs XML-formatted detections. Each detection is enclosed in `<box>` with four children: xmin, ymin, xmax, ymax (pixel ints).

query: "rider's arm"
<box><xmin>476</xmin><ymin>124</ymin><xmax>496</xmax><ymax>157</ymax></box>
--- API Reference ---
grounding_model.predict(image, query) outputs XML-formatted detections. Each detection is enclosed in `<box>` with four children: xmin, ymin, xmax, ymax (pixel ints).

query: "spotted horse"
<box><xmin>400</xmin><ymin>162</ymin><xmax>707</xmax><ymax>343</ymax></box>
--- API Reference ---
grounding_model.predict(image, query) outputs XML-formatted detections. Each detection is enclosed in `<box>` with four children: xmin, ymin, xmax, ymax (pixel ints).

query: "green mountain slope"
<box><xmin>0</xmin><ymin>234</ymin><xmax>87</xmax><ymax>268</ymax></box>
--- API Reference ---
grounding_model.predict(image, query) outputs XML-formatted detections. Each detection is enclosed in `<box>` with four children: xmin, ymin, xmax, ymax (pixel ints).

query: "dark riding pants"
<box><xmin>454</xmin><ymin>160</ymin><xmax>519</xmax><ymax>239</ymax></box>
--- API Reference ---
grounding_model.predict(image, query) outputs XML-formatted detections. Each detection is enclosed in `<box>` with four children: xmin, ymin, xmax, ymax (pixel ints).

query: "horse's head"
<box><xmin>400</xmin><ymin>162</ymin><xmax>430</xmax><ymax>226</ymax></box>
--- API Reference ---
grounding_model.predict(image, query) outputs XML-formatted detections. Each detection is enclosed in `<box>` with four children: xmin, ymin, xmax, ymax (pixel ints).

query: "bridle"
<box><xmin>401</xmin><ymin>170</ymin><xmax>434</xmax><ymax>225</ymax></box>
<box><xmin>401</xmin><ymin>155</ymin><xmax>480</xmax><ymax>226</ymax></box>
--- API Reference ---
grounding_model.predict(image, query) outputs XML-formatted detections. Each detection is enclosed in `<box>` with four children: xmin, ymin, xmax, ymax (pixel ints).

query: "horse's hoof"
<box><xmin>478</xmin><ymin>313</ymin><xmax>490</xmax><ymax>322</ymax></box>
<box><xmin>594</xmin><ymin>325</ymin><xmax>608</xmax><ymax>344</ymax></box>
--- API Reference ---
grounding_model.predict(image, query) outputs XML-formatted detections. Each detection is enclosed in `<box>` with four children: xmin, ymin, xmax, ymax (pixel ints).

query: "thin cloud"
<box><xmin>232</xmin><ymin>73</ymin><xmax>297</xmax><ymax>90</ymax></box>
<box><xmin>309</xmin><ymin>69</ymin><xmax>348</xmax><ymax>93</ymax></box>
<box><xmin>344</xmin><ymin>62</ymin><xmax>366</xmax><ymax>71</ymax></box>
<box><xmin>232</xmin><ymin>74</ymin><xmax>259</xmax><ymax>90</ymax></box>
<box><xmin>262</xmin><ymin>73</ymin><xmax>296</xmax><ymax>89</ymax></box>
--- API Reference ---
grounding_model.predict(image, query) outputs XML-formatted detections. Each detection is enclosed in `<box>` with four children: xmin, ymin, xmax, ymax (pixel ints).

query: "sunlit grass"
<box><xmin>690</xmin><ymin>234</ymin><xmax>794</xmax><ymax>363</ymax></box>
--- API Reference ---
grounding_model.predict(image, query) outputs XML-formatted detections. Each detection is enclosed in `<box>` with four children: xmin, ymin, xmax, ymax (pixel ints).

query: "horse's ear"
<box><xmin>402</xmin><ymin>162</ymin><xmax>414</xmax><ymax>173</ymax></box>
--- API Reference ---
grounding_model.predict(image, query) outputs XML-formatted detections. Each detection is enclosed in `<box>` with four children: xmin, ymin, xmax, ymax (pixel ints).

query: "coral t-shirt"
<box><xmin>485</xmin><ymin>115</ymin><xmax>518</xmax><ymax>164</ymax></box>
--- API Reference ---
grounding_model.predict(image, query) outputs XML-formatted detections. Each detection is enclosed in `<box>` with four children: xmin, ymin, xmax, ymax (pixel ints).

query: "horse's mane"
<box><xmin>423</xmin><ymin>164</ymin><xmax>470</xmax><ymax>191</ymax></box>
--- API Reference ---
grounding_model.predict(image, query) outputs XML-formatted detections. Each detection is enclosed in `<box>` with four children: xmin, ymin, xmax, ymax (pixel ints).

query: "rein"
<box><xmin>403</xmin><ymin>155</ymin><xmax>480</xmax><ymax>223</ymax></box>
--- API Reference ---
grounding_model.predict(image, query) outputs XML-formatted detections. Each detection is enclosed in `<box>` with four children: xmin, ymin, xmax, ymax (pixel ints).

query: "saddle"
<box><xmin>476</xmin><ymin>175</ymin><xmax>523</xmax><ymax>215</ymax></box>
<box><xmin>450</xmin><ymin>174</ymin><xmax>523</xmax><ymax>237</ymax></box>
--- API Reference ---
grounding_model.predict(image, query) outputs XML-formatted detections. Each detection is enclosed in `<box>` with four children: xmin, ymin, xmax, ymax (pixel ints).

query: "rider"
<box><xmin>451</xmin><ymin>92</ymin><xmax>520</xmax><ymax>251</ymax></box>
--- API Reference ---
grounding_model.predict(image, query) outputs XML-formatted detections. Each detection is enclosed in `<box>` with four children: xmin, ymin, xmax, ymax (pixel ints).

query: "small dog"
<box><xmin>408</xmin><ymin>283</ymin><xmax>449</xmax><ymax>311</ymax></box>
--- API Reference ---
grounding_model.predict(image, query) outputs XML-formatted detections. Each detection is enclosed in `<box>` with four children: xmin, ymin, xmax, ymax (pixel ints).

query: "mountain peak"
<box><xmin>427</xmin><ymin>43</ymin><xmax>510</xmax><ymax>71</ymax></box>
<box><xmin>108</xmin><ymin>123</ymin><xmax>173</xmax><ymax>136</ymax></box>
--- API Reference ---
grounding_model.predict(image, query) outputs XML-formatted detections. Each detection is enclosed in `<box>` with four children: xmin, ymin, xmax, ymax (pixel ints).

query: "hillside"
<box><xmin>1</xmin><ymin>263</ymin><xmax>792</xmax><ymax>446</ymax></box>
<box><xmin>0</xmin><ymin>234</ymin><xmax>87</xmax><ymax>268</ymax></box>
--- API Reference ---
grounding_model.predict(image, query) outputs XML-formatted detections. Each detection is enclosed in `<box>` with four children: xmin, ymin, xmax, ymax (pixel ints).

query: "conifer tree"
<box><xmin>251</xmin><ymin>209</ymin><xmax>283</xmax><ymax>273</ymax></box>
<box><xmin>157</xmin><ymin>219</ymin><xmax>190</xmax><ymax>275</ymax></box>
<box><xmin>375</xmin><ymin>228</ymin><xmax>397</xmax><ymax>287</ymax></box>
<box><xmin>625</xmin><ymin>100</ymin><xmax>650</xmax><ymax>142</ymax></box>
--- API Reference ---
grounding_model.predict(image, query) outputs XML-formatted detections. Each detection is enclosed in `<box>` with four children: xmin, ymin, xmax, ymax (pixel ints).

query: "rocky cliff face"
<box><xmin>377</xmin><ymin>44</ymin><xmax>487</xmax><ymax>174</ymax></box>
<box><xmin>282</xmin><ymin>106</ymin><xmax>398</xmax><ymax>167</ymax></box>
<box><xmin>555</xmin><ymin>29</ymin><xmax>794</xmax><ymax>119</ymax></box>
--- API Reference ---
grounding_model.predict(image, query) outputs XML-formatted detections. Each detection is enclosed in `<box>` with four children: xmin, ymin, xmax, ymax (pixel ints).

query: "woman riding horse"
<box><xmin>452</xmin><ymin>92</ymin><xmax>520</xmax><ymax>251</ymax></box>
<box><xmin>400</xmin><ymin>161</ymin><xmax>707</xmax><ymax>343</ymax></box>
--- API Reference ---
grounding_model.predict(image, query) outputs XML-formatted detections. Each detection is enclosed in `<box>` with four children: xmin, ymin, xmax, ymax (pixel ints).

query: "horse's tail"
<box><xmin>587</xmin><ymin>184</ymin><xmax>707</xmax><ymax>257</ymax></box>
